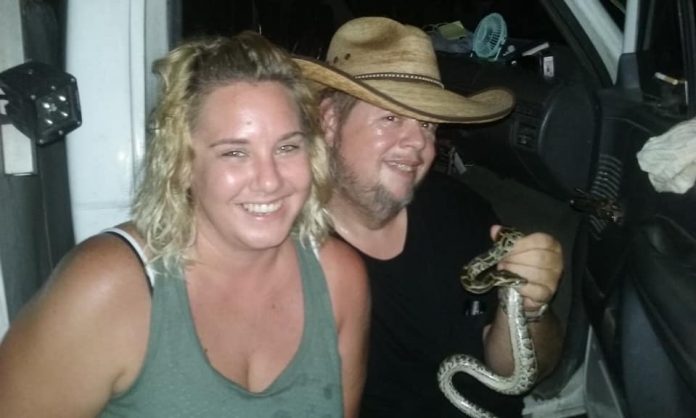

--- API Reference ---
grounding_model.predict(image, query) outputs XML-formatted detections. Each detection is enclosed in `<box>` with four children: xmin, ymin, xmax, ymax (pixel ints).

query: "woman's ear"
<box><xmin>319</xmin><ymin>97</ymin><xmax>338</xmax><ymax>146</ymax></box>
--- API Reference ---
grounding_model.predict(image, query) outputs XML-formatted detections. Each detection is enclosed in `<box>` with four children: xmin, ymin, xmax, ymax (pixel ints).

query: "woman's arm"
<box><xmin>319</xmin><ymin>237</ymin><xmax>371</xmax><ymax>418</ymax></box>
<box><xmin>0</xmin><ymin>234</ymin><xmax>151</xmax><ymax>418</ymax></box>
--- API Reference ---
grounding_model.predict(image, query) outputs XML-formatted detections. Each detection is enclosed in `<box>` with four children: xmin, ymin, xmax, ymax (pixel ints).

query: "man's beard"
<box><xmin>329</xmin><ymin>145</ymin><xmax>414</xmax><ymax>228</ymax></box>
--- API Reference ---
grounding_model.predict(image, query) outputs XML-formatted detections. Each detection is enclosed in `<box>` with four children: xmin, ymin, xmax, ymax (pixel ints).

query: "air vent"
<box><xmin>515</xmin><ymin>100</ymin><xmax>543</xmax><ymax>118</ymax></box>
<box><xmin>516</xmin><ymin>122</ymin><xmax>538</xmax><ymax>148</ymax></box>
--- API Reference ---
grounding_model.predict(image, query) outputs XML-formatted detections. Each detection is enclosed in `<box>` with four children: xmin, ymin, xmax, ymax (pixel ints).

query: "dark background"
<box><xmin>181</xmin><ymin>0</ymin><xmax>565</xmax><ymax>58</ymax></box>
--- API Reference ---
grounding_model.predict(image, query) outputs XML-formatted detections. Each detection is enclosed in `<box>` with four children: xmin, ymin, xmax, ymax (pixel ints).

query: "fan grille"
<box><xmin>472</xmin><ymin>13</ymin><xmax>508</xmax><ymax>59</ymax></box>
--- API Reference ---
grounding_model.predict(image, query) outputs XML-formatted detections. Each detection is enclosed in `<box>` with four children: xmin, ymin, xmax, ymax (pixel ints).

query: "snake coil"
<box><xmin>437</xmin><ymin>227</ymin><xmax>538</xmax><ymax>418</ymax></box>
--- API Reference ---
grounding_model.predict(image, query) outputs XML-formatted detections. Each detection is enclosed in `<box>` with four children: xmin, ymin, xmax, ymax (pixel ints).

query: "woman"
<box><xmin>0</xmin><ymin>32</ymin><xmax>369</xmax><ymax>417</ymax></box>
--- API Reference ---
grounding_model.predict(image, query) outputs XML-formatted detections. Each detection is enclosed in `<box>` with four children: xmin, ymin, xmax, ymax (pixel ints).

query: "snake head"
<box><xmin>461</xmin><ymin>226</ymin><xmax>527</xmax><ymax>294</ymax></box>
<box><xmin>494</xmin><ymin>226</ymin><xmax>525</xmax><ymax>248</ymax></box>
<box><xmin>462</xmin><ymin>268</ymin><xmax>527</xmax><ymax>294</ymax></box>
<box><xmin>491</xmin><ymin>269</ymin><xmax>527</xmax><ymax>288</ymax></box>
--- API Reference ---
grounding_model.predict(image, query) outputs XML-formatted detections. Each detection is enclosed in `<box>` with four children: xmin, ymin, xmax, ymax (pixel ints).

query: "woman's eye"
<box><xmin>385</xmin><ymin>115</ymin><xmax>398</xmax><ymax>122</ymax></box>
<box><xmin>222</xmin><ymin>150</ymin><xmax>246</xmax><ymax>158</ymax></box>
<box><xmin>277</xmin><ymin>142</ymin><xmax>304</xmax><ymax>154</ymax></box>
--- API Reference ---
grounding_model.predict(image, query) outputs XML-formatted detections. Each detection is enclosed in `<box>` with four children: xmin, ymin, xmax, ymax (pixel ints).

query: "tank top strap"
<box><xmin>295</xmin><ymin>236</ymin><xmax>339</xmax><ymax>347</ymax></box>
<box><xmin>102</xmin><ymin>227</ymin><xmax>156</xmax><ymax>291</ymax></box>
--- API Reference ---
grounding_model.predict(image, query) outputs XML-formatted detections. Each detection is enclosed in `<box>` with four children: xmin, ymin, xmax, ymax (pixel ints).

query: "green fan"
<box><xmin>472</xmin><ymin>13</ymin><xmax>508</xmax><ymax>60</ymax></box>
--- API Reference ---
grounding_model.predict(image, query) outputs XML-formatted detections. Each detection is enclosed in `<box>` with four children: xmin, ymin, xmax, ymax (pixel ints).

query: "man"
<box><xmin>294</xmin><ymin>17</ymin><xmax>563</xmax><ymax>417</ymax></box>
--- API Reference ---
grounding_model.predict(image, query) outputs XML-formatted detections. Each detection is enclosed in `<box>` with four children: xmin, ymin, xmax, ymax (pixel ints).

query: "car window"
<box><xmin>600</xmin><ymin>0</ymin><xmax>626</xmax><ymax>29</ymax></box>
<box><xmin>639</xmin><ymin>0</ymin><xmax>695</xmax><ymax>118</ymax></box>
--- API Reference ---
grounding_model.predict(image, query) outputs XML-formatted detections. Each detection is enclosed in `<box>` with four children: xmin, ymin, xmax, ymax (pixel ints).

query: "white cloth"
<box><xmin>637</xmin><ymin>117</ymin><xmax>696</xmax><ymax>193</ymax></box>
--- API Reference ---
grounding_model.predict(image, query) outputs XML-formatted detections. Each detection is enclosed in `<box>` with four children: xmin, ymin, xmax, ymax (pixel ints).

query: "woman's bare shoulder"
<box><xmin>317</xmin><ymin>237</ymin><xmax>366</xmax><ymax>277</ymax></box>
<box><xmin>316</xmin><ymin>236</ymin><xmax>370</xmax><ymax>319</ymax></box>
<box><xmin>50</xmin><ymin>226</ymin><xmax>149</xmax><ymax>301</ymax></box>
<box><xmin>317</xmin><ymin>236</ymin><xmax>364</xmax><ymax>271</ymax></box>
<box><xmin>0</xmin><ymin>226</ymin><xmax>152</xmax><ymax>416</ymax></box>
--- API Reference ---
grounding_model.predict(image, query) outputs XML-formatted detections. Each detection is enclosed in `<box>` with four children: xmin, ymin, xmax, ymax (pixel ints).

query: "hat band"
<box><xmin>354</xmin><ymin>72</ymin><xmax>444</xmax><ymax>88</ymax></box>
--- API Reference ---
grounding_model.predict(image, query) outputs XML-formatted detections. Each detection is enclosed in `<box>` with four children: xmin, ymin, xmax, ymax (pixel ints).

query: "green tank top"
<box><xmin>99</xmin><ymin>236</ymin><xmax>342</xmax><ymax>418</ymax></box>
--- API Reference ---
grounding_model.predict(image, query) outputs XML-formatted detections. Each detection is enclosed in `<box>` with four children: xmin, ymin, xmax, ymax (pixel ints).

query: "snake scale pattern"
<box><xmin>437</xmin><ymin>227</ymin><xmax>538</xmax><ymax>418</ymax></box>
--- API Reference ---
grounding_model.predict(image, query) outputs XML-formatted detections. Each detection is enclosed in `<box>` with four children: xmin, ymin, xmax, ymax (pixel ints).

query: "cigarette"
<box><xmin>654</xmin><ymin>72</ymin><xmax>682</xmax><ymax>85</ymax></box>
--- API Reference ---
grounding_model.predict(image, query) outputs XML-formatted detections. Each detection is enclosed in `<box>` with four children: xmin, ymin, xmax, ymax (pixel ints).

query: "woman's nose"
<box><xmin>251</xmin><ymin>156</ymin><xmax>281</xmax><ymax>193</ymax></box>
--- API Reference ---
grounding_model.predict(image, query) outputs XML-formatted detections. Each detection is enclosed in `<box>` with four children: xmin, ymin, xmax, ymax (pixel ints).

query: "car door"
<box><xmin>578</xmin><ymin>1</ymin><xmax>696</xmax><ymax>417</ymax></box>
<box><xmin>0</xmin><ymin>0</ymin><xmax>74</xmax><ymax>337</ymax></box>
<box><xmin>433</xmin><ymin>0</ymin><xmax>695</xmax><ymax>416</ymax></box>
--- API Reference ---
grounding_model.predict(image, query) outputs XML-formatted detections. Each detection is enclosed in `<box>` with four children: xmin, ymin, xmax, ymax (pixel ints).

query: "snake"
<box><xmin>437</xmin><ymin>227</ymin><xmax>539</xmax><ymax>418</ymax></box>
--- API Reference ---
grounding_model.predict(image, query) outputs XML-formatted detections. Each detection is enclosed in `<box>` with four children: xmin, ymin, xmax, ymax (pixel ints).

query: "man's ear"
<box><xmin>319</xmin><ymin>97</ymin><xmax>338</xmax><ymax>146</ymax></box>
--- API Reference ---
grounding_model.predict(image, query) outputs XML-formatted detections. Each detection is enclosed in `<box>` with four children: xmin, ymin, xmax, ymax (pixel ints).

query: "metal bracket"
<box><xmin>570</xmin><ymin>188</ymin><xmax>625</xmax><ymax>225</ymax></box>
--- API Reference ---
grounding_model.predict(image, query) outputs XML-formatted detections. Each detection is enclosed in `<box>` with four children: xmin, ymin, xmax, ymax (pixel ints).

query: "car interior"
<box><xmin>184</xmin><ymin>1</ymin><xmax>696</xmax><ymax>416</ymax></box>
<box><xmin>429</xmin><ymin>1</ymin><xmax>696</xmax><ymax>417</ymax></box>
<box><xmin>1</xmin><ymin>0</ymin><xmax>695</xmax><ymax>417</ymax></box>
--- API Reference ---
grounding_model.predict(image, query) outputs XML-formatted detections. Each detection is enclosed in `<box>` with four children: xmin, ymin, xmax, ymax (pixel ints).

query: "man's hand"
<box><xmin>490</xmin><ymin>225</ymin><xmax>563</xmax><ymax>312</ymax></box>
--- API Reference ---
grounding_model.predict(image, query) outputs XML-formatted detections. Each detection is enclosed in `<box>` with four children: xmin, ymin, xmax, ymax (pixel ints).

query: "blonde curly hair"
<box><xmin>132</xmin><ymin>31</ymin><xmax>331</xmax><ymax>268</ymax></box>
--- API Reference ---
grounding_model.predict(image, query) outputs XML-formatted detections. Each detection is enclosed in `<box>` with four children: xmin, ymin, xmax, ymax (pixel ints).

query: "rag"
<box><xmin>637</xmin><ymin>117</ymin><xmax>696</xmax><ymax>193</ymax></box>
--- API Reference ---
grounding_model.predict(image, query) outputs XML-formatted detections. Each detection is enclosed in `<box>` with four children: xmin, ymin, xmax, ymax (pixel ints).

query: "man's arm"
<box><xmin>482</xmin><ymin>228</ymin><xmax>564</xmax><ymax>378</ymax></box>
<box><xmin>319</xmin><ymin>237</ymin><xmax>371</xmax><ymax>418</ymax></box>
<box><xmin>483</xmin><ymin>301</ymin><xmax>563</xmax><ymax>378</ymax></box>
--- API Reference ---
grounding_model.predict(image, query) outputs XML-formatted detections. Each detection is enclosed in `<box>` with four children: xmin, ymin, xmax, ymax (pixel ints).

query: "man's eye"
<box><xmin>384</xmin><ymin>115</ymin><xmax>398</xmax><ymax>122</ymax></box>
<box><xmin>421</xmin><ymin>121</ymin><xmax>439</xmax><ymax>134</ymax></box>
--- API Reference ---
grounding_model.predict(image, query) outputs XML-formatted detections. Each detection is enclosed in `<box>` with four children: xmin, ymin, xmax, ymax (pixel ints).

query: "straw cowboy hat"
<box><xmin>293</xmin><ymin>16</ymin><xmax>515</xmax><ymax>123</ymax></box>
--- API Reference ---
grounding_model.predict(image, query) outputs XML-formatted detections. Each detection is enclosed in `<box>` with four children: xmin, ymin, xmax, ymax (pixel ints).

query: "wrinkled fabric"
<box><xmin>99</xmin><ymin>236</ymin><xmax>342</xmax><ymax>418</ymax></box>
<box><xmin>637</xmin><ymin>118</ymin><xmax>696</xmax><ymax>193</ymax></box>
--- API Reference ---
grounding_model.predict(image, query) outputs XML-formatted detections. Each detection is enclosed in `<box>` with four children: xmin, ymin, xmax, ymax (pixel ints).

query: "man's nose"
<box><xmin>400</xmin><ymin>119</ymin><xmax>429</xmax><ymax>150</ymax></box>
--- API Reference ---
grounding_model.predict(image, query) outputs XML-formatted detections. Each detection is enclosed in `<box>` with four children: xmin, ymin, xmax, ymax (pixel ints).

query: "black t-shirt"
<box><xmin>356</xmin><ymin>171</ymin><xmax>524</xmax><ymax>418</ymax></box>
